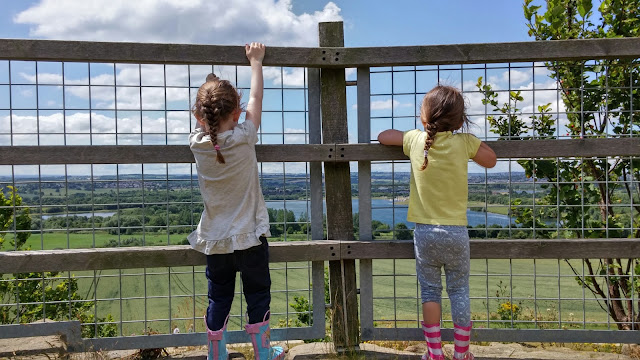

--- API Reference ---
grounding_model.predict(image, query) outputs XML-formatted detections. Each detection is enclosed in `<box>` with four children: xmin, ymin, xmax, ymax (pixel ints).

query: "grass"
<box><xmin>65</xmin><ymin>256</ymin><xmax>616</xmax><ymax>338</ymax></box>
<box><xmin>17</xmin><ymin>231</ymin><xmax>312</xmax><ymax>250</ymax></box>
<box><xmin>21</xmin><ymin>231</ymin><xmax>188</xmax><ymax>250</ymax></box>
<box><xmin>6</xmin><ymin>231</ymin><xmax>619</xmax><ymax>336</ymax></box>
<box><xmin>468</xmin><ymin>201</ymin><xmax>510</xmax><ymax>216</ymax></box>
<box><xmin>369</xmin><ymin>258</ymin><xmax>613</xmax><ymax>330</ymax></box>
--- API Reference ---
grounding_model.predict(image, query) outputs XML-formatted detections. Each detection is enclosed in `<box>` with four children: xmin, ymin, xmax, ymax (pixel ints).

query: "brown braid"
<box><xmin>420</xmin><ymin>121</ymin><xmax>438</xmax><ymax>170</ymax></box>
<box><xmin>192</xmin><ymin>74</ymin><xmax>241</xmax><ymax>164</ymax></box>
<box><xmin>419</xmin><ymin>85</ymin><xmax>470</xmax><ymax>171</ymax></box>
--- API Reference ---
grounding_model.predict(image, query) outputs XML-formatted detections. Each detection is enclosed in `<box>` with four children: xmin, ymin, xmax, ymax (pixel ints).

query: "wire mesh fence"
<box><xmin>363</xmin><ymin>60</ymin><xmax>639</xmax><ymax>335</ymax></box>
<box><xmin>0</xmin><ymin>60</ymin><xmax>320</xmax><ymax>338</ymax></box>
<box><xmin>1</xmin><ymin>39</ymin><xmax>639</xmax><ymax>347</ymax></box>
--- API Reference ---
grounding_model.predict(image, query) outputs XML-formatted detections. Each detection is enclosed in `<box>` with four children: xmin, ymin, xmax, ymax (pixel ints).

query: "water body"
<box><xmin>41</xmin><ymin>200</ymin><xmax>513</xmax><ymax>228</ymax></box>
<box><xmin>41</xmin><ymin>212</ymin><xmax>116</xmax><ymax>220</ymax></box>
<box><xmin>265</xmin><ymin>199</ymin><xmax>513</xmax><ymax>227</ymax></box>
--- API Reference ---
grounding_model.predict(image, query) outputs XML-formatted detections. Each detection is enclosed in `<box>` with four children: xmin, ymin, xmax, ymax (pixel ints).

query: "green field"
<box><xmin>6</xmin><ymin>231</ymin><xmax>617</xmax><ymax>337</ymax></box>
<box><xmin>58</xmin><ymin>256</ymin><xmax>614</xmax><ymax>337</ymax></box>
<box><xmin>468</xmin><ymin>201</ymin><xmax>510</xmax><ymax>216</ymax></box>
<box><xmin>19</xmin><ymin>231</ymin><xmax>311</xmax><ymax>250</ymax></box>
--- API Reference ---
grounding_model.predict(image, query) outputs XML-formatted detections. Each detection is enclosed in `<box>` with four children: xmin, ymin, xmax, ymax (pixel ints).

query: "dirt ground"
<box><xmin>2</xmin><ymin>338</ymin><xmax>638</xmax><ymax>360</ymax></box>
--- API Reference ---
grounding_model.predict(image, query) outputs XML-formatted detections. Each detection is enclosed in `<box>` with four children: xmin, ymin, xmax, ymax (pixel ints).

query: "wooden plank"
<box><xmin>2</xmin><ymin>138</ymin><xmax>637</xmax><ymax>166</ymax></box>
<box><xmin>357</xmin><ymin>67</ymin><xmax>372</xmax><ymax>242</ymax></box>
<box><xmin>0</xmin><ymin>39</ymin><xmax>322</xmax><ymax>67</ymax></box>
<box><xmin>339</xmin><ymin>37</ymin><xmax>640</xmax><ymax>66</ymax></box>
<box><xmin>341</xmin><ymin>239</ymin><xmax>640</xmax><ymax>260</ymax></box>
<box><xmin>308</xmin><ymin>68</ymin><xmax>325</xmax><ymax>241</ymax></box>
<box><xmin>1</xmin><ymin>239</ymin><xmax>637</xmax><ymax>274</ymax></box>
<box><xmin>0</xmin><ymin>144</ymin><xmax>334</xmax><ymax>165</ymax></box>
<box><xmin>0</xmin><ymin>241</ymin><xmax>341</xmax><ymax>273</ymax></box>
<box><xmin>319</xmin><ymin>21</ymin><xmax>359</xmax><ymax>350</ymax></box>
<box><xmin>369</xmin><ymin>327</ymin><xmax>640</xmax><ymax>344</ymax></box>
<box><xmin>339</xmin><ymin>138</ymin><xmax>640</xmax><ymax>162</ymax></box>
<box><xmin>2</xmin><ymin>37</ymin><xmax>639</xmax><ymax>67</ymax></box>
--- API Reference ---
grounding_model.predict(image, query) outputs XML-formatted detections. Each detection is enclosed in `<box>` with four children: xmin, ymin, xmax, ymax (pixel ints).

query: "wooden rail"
<box><xmin>2</xmin><ymin>239</ymin><xmax>638</xmax><ymax>274</ymax></box>
<box><xmin>1</xmin><ymin>37</ymin><xmax>639</xmax><ymax>67</ymax></box>
<box><xmin>1</xmin><ymin>138</ymin><xmax>639</xmax><ymax>165</ymax></box>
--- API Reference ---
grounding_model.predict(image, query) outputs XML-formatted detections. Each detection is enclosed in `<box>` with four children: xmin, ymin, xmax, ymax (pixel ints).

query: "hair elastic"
<box><xmin>424</xmin><ymin>150</ymin><xmax>429</xmax><ymax>157</ymax></box>
<box><xmin>214</xmin><ymin>145</ymin><xmax>220</xmax><ymax>151</ymax></box>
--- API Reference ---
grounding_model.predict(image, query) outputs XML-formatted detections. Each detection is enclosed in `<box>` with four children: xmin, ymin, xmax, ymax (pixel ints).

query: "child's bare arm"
<box><xmin>377</xmin><ymin>129</ymin><xmax>403</xmax><ymax>146</ymax></box>
<box><xmin>245</xmin><ymin>42</ymin><xmax>265</xmax><ymax>130</ymax></box>
<box><xmin>472</xmin><ymin>142</ymin><xmax>497</xmax><ymax>168</ymax></box>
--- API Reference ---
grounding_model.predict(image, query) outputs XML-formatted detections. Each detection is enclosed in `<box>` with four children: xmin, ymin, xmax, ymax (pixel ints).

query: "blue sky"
<box><xmin>0</xmin><ymin>1</ymin><xmax>552</xmax><ymax>174</ymax></box>
<box><xmin>1</xmin><ymin>1</ymin><xmax>533</xmax><ymax>45</ymax></box>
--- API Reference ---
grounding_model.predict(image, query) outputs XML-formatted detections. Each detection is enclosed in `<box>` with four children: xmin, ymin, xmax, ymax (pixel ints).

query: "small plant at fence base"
<box><xmin>281</xmin><ymin>266</ymin><xmax>331</xmax><ymax>342</ymax></box>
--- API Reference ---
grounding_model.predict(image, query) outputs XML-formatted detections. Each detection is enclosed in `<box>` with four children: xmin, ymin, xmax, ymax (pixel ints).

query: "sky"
<box><xmin>0</xmin><ymin>0</ymin><xmax>554</xmax><ymax>174</ymax></box>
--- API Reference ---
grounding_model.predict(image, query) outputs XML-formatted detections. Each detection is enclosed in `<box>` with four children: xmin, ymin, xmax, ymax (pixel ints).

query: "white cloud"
<box><xmin>263</xmin><ymin>67</ymin><xmax>306</xmax><ymax>87</ymax></box>
<box><xmin>14</xmin><ymin>0</ymin><xmax>342</xmax><ymax>46</ymax></box>
<box><xmin>19</xmin><ymin>72</ymin><xmax>63</xmax><ymax>84</ymax></box>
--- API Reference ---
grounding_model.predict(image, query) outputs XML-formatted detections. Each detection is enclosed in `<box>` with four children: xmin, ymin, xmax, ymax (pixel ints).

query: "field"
<box><xmin>2</xmin><ymin>180</ymin><xmax>626</xmax><ymax>338</ymax></box>
<box><xmin>53</xmin><ymin>255</ymin><xmax>615</xmax><ymax>337</ymax></box>
<box><xmin>6</xmin><ymin>229</ymin><xmax>617</xmax><ymax>337</ymax></box>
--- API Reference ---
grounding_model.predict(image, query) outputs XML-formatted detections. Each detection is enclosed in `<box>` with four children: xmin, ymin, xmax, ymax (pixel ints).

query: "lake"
<box><xmin>266</xmin><ymin>199</ymin><xmax>513</xmax><ymax>227</ymax></box>
<box><xmin>41</xmin><ymin>200</ymin><xmax>513</xmax><ymax>228</ymax></box>
<box><xmin>41</xmin><ymin>212</ymin><xmax>117</xmax><ymax>220</ymax></box>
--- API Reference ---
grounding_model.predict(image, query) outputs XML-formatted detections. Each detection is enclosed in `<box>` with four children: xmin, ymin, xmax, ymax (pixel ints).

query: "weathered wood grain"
<box><xmin>341</xmin><ymin>239</ymin><xmax>640</xmax><ymax>260</ymax></box>
<box><xmin>2</xmin><ymin>138</ymin><xmax>637</xmax><ymax>165</ymax></box>
<box><xmin>0</xmin><ymin>144</ymin><xmax>334</xmax><ymax>164</ymax></box>
<box><xmin>2</xmin><ymin>239</ymin><xmax>637</xmax><ymax>274</ymax></box>
<box><xmin>0</xmin><ymin>241</ymin><xmax>342</xmax><ymax>273</ymax></box>
<box><xmin>339</xmin><ymin>138</ymin><xmax>640</xmax><ymax>161</ymax></box>
<box><xmin>2</xmin><ymin>37</ymin><xmax>639</xmax><ymax>67</ymax></box>
<box><xmin>319</xmin><ymin>21</ymin><xmax>360</xmax><ymax>350</ymax></box>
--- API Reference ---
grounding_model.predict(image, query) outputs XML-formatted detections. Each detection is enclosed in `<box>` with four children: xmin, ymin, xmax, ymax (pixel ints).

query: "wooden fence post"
<box><xmin>318</xmin><ymin>21</ymin><xmax>360</xmax><ymax>351</ymax></box>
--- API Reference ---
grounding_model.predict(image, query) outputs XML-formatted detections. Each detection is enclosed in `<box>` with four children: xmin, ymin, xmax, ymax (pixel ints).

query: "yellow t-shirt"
<box><xmin>403</xmin><ymin>129</ymin><xmax>481</xmax><ymax>226</ymax></box>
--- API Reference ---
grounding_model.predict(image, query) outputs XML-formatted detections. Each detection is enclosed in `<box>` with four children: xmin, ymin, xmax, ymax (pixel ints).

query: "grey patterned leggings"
<box><xmin>414</xmin><ymin>223</ymin><xmax>470</xmax><ymax>326</ymax></box>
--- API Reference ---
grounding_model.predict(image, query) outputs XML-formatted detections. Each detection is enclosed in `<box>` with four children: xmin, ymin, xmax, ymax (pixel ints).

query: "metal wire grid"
<box><xmin>0</xmin><ymin>60</ymin><xmax>317</xmax><ymax>337</ymax></box>
<box><xmin>366</xmin><ymin>62</ymin><xmax>639</xmax><ymax>331</ymax></box>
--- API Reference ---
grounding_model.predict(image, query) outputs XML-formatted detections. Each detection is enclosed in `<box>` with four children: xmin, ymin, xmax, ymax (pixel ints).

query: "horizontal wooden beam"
<box><xmin>0</xmin><ymin>241</ymin><xmax>342</xmax><ymax>273</ymax></box>
<box><xmin>1</xmin><ymin>138</ymin><xmax>638</xmax><ymax>165</ymax></box>
<box><xmin>0</xmin><ymin>144</ymin><xmax>334</xmax><ymax>165</ymax></box>
<box><xmin>1</xmin><ymin>239</ymin><xmax>637</xmax><ymax>273</ymax></box>
<box><xmin>1</xmin><ymin>37</ymin><xmax>639</xmax><ymax>68</ymax></box>
<box><xmin>343</xmin><ymin>37</ymin><xmax>640</xmax><ymax>67</ymax></box>
<box><xmin>343</xmin><ymin>137</ymin><xmax>640</xmax><ymax>161</ymax></box>
<box><xmin>345</xmin><ymin>239</ymin><xmax>640</xmax><ymax>260</ymax></box>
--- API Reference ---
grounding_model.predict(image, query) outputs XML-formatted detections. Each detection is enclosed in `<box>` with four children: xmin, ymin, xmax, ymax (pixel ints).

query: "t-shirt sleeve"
<box><xmin>402</xmin><ymin>130</ymin><xmax>417</xmax><ymax>157</ymax></box>
<box><xmin>465</xmin><ymin>134</ymin><xmax>482</xmax><ymax>159</ymax></box>
<box><xmin>235</xmin><ymin>120</ymin><xmax>259</xmax><ymax>144</ymax></box>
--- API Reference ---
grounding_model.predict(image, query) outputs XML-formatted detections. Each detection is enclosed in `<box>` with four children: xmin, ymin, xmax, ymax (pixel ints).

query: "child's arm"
<box><xmin>377</xmin><ymin>129</ymin><xmax>403</xmax><ymax>146</ymax></box>
<box><xmin>245</xmin><ymin>42</ymin><xmax>265</xmax><ymax>130</ymax></box>
<box><xmin>472</xmin><ymin>142</ymin><xmax>497</xmax><ymax>168</ymax></box>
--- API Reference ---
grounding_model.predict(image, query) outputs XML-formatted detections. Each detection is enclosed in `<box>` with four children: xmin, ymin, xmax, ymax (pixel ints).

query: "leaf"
<box><xmin>578</xmin><ymin>0</ymin><xmax>593</xmax><ymax>18</ymax></box>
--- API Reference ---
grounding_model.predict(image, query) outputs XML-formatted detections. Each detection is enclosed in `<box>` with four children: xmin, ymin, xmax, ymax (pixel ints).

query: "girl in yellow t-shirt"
<box><xmin>378</xmin><ymin>85</ymin><xmax>496</xmax><ymax>360</ymax></box>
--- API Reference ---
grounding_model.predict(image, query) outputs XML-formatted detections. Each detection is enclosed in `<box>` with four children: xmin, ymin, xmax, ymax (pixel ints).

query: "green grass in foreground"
<box><xmin>63</xmin><ymin>257</ymin><xmax>614</xmax><ymax>337</ymax></box>
<box><xmin>8</xmin><ymin>231</ymin><xmax>616</xmax><ymax>336</ymax></box>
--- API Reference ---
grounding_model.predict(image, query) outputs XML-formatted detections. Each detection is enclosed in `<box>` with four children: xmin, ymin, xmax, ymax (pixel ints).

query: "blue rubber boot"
<box><xmin>205</xmin><ymin>315</ymin><xmax>229</xmax><ymax>360</ymax></box>
<box><xmin>245</xmin><ymin>312</ymin><xmax>284</xmax><ymax>360</ymax></box>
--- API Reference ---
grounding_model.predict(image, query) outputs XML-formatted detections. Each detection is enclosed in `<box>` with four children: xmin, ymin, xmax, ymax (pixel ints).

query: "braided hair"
<box><xmin>192</xmin><ymin>74</ymin><xmax>241</xmax><ymax>164</ymax></box>
<box><xmin>419</xmin><ymin>85</ymin><xmax>469</xmax><ymax>171</ymax></box>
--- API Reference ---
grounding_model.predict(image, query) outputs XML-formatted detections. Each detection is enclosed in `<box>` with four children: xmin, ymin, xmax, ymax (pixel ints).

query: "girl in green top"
<box><xmin>378</xmin><ymin>85</ymin><xmax>496</xmax><ymax>360</ymax></box>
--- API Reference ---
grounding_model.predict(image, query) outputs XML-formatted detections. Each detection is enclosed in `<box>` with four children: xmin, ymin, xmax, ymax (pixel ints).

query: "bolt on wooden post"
<box><xmin>318</xmin><ymin>21</ymin><xmax>360</xmax><ymax>351</ymax></box>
